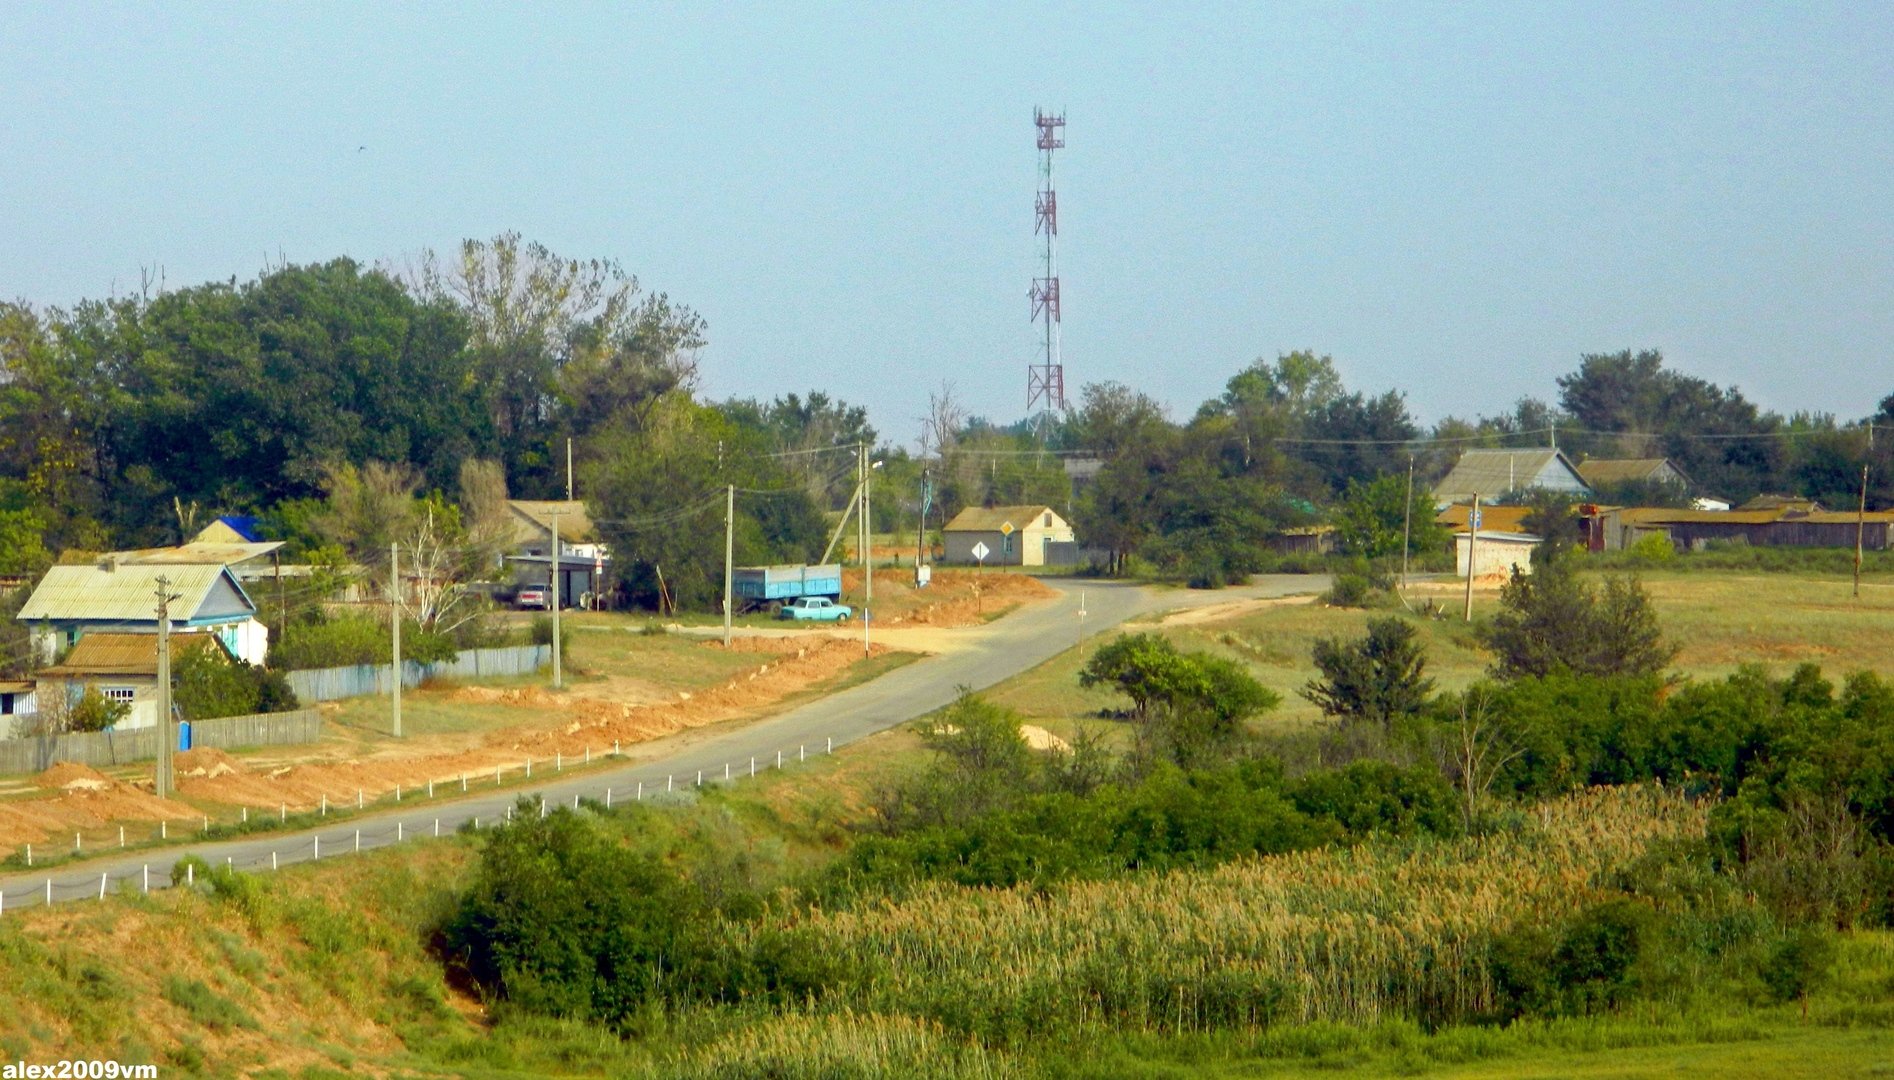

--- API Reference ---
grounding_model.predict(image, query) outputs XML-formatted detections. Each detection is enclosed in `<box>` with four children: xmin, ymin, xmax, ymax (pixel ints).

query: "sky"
<box><xmin>3</xmin><ymin>2</ymin><xmax>1892</xmax><ymax>444</ymax></box>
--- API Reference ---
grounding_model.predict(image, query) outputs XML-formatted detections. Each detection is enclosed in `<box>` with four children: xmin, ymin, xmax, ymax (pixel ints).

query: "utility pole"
<box><xmin>915</xmin><ymin>465</ymin><xmax>928</xmax><ymax>582</ymax></box>
<box><xmin>1400</xmin><ymin>455</ymin><xmax>1414</xmax><ymax>594</ymax></box>
<box><xmin>565</xmin><ymin>438</ymin><xmax>574</xmax><ymax>501</ymax></box>
<box><xmin>722</xmin><ymin>486</ymin><xmax>735</xmax><ymax>648</ymax></box>
<box><xmin>1463</xmin><ymin>494</ymin><xmax>1480</xmax><ymax>622</ymax></box>
<box><xmin>390</xmin><ymin>544</ymin><xmax>402</xmax><ymax>737</ymax></box>
<box><xmin>154</xmin><ymin>577</ymin><xmax>175</xmax><ymax>798</ymax></box>
<box><xmin>863</xmin><ymin>444</ymin><xmax>873</xmax><ymax>656</ymax></box>
<box><xmin>549</xmin><ymin>510</ymin><xmax>563</xmax><ymax>688</ymax></box>
<box><xmin>1855</xmin><ymin>464</ymin><xmax>1869</xmax><ymax>600</ymax></box>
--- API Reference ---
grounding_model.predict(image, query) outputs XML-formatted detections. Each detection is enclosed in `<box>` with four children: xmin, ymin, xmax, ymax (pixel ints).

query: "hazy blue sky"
<box><xmin>4</xmin><ymin>3</ymin><xmax>1891</xmax><ymax>443</ymax></box>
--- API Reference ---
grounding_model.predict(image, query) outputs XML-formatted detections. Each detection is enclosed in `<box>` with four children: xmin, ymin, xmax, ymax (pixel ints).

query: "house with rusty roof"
<box><xmin>32</xmin><ymin>632</ymin><xmax>232</xmax><ymax>731</ymax></box>
<box><xmin>1433</xmin><ymin>448</ymin><xmax>1590</xmax><ymax>507</ymax></box>
<box><xmin>15</xmin><ymin>560</ymin><xmax>267</xmax><ymax>667</ymax></box>
<box><xmin>1575</xmin><ymin>457</ymin><xmax>1691</xmax><ymax>492</ymax></box>
<box><xmin>1589</xmin><ymin>504</ymin><xmax>1894</xmax><ymax>552</ymax></box>
<box><xmin>942</xmin><ymin>505</ymin><xmax>1076</xmax><ymax>566</ymax></box>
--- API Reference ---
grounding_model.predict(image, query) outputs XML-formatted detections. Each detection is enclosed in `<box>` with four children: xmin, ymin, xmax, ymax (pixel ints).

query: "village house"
<box><xmin>1574</xmin><ymin>457</ymin><xmax>1692</xmax><ymax>493</ymax></box>
<box><xmin>31</xmin><ymin>632</ymin><xmax>233</xmax><ymax>731</ymax></box>
<box><xmin>941</xmin><ymin>505</ymin><xmax>1076</xmax><ymax>567</ymax></box>
<box><xmin>502</xmin><ymin>499</ymin><xmax>614</xmax><ymax>606</ymax></box>
<box><xmin>1433</xmin><ymin>448</ymin><xmax>1591</xmax><ymax>508</ymax></box>
<box><xmin>15</xmin><ymin>560</ymin><xmax>268</xmax><ymax>666</ymax></box>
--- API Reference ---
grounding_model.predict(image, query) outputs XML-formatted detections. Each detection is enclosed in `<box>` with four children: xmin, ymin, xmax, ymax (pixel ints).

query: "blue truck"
<box><xmin>732</xmin><ymin>563</ymin><xmax>844</xmax><ymax>612</ymax></box>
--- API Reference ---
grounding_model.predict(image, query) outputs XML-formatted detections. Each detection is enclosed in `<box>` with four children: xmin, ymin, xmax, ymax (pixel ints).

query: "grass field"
<box><xmin>986</xmin><ymin>567</ymin><xmax>1894</xmax><ymax>737</ymax></box>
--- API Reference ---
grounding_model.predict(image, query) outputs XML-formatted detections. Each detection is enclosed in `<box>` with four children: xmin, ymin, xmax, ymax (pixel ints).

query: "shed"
<box><xmin>15</xmin><ymin>561</ymin><xmax>267</xmax><ymax>666</ymax></box>
<box><xmin>1455</xmin><ymin>530</ymin><xmax>1541</xmax><ymax>581</ymax></box>
<box><xmin>1433</xmin><ymin>448</ymin><xmax>1590</xmax><ymax>507</ymax></box>
<box><xmin>942</xmin><ymin>505</ymin><xmax>1075</xmax><ymax>567</ymax></box>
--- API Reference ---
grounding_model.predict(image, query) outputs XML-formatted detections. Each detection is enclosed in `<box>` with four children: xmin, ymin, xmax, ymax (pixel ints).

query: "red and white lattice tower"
<box><xmin>1028</xmin><ymin>108</ymin><xmax>1066</xmax><ymax>415</ymax></box>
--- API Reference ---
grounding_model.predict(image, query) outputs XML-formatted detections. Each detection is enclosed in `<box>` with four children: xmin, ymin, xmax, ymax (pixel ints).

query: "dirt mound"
<box><xmin>878</xmin><ymin>570</ymin><xmax>1057</xmax><ymax>629</ymax></box>
<box><xmin>1019</xmin><ymin>724</ymin><xmax>1071</xmax><ymax>754</ymax></box>
<box><xmin>0</xmin><ymin>768</ymin><xmax>203</xmax><ymax>847</ymax></box>
<box><xmin>169</xmin><ymin>637</ymin><xmax>897</xmax><ymax>814</ymax></box>
<box><xmin>715</xmin><ymin>635</ymin><xmax>823</xmax><ymax>654</ymax></box>
<box><xmin>35</xmin><ymin>762</ymin><xmax>112</xmax><ymax>791</ymax></box>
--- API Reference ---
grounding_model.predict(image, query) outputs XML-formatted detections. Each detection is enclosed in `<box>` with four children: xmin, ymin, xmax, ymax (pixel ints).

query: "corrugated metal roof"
<box><xmin>1433</xmin><ymin>448</ymin><xmax>1589</xmax><ymax>503</ymax></box>
<box><xmin>39</xmin><ymin>632</ymin><xmax>226</xmax><ymax>677</ymax></box>
<box><xmin>1435</xmin><ymin>504</ymin><xmax>1537</xmax><ymax>534</ymax></box>
<box><xmin>507</xmin><ymin>500</ymin><xmax>596</xmax><ymax>544</ymax></box>
<box><xmin>1611</xmin><ymin>506</ymin><xmax>1894</xmax><ymax>526</ymax></box>
<box><xmin>15</xmin><ymin>563</ymin><xmax>252</xmax><ymax>624</ymax></box>
<box><xmin>113</xmin><ymin>541</ymin><xmax>284</xmax><ymax>565</ymax></box>
<box><xmin>943</xmin><ymin>505</ymin><xmax>1064</xmax><ymax>532</ymax></box>
<box><xmin>1576</xmin><ymin>458</ymin><xmax>1686</xmax><ymax>486</ymax></box>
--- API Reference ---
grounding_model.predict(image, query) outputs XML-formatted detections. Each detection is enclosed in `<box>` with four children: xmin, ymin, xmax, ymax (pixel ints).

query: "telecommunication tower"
<box><xmin>1028</xmin><ymin>108</ymin><xmax>1066</xmax><ymax>415</ymax></box>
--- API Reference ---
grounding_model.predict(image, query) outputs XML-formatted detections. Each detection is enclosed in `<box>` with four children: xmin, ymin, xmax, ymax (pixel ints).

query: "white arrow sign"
<box><xmin>970</xmin><ymin>541</ymin><xmax>990</xmax><ymax>563</ymax></box>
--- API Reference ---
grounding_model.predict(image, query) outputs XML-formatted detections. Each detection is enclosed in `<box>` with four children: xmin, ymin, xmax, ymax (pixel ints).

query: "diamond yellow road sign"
<box><xmin>1000</xmin><ymin>521</ymin><xmax>1015</xmax><ymax>536</ymax></box>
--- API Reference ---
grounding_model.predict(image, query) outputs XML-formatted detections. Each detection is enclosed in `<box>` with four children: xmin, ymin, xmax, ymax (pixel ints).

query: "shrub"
<box><xmin>1302</xmin><ymin>617</ymin><xmax>1435</xmax><ymax>734</ymax></box>
<box><xmin>1322</xmin><ymin>573</ymin><xmax>1375</xmax><ymax>607</ymax></box>
<box><xmin>1627</xmin><ymin>532</ymin><xmax>1677</xmax><ymax>564</ymax></box>
<box><xmin>530</xmin><ymin>614</ymin><xmax>573</xmax><ymax>653</ymax></box>
<box><xmin>1480</xmin><ymin>562</ymin><xmax>1674</xmax><ymax>681</ymax></box>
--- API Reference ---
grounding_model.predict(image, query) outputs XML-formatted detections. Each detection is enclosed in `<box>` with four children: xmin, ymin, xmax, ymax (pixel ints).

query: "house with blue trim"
<box><xmin>15</xmin><ymin>559</ymin><xmax>268</xmax><ymax>667</ymax></box>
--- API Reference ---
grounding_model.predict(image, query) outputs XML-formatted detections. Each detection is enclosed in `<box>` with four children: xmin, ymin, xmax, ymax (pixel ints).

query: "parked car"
<box><xmin>515</xmin><ymin>586</ymin><xmax>550</xmax><ymax>610</ymax></box>
<box><xmin>777</xmin><ymin>596</ymin><xmax>853</xmax><ymax>622</ymax></box>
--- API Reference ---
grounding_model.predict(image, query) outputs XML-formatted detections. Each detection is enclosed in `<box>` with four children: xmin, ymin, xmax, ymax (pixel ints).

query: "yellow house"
<box><xmin>942</xmin><ymin>505</ymin><xmax>1075</xmax><ymax>567</ymax></box>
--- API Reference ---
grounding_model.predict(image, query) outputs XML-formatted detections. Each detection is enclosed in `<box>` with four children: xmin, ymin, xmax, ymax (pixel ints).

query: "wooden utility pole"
<box><xmin>722</xmin><ymin>486</ymin><xmax>735</xmax><ymax>648</ymax></box>
<box><xmin>862</xmin><ymin>444</ymin><xmax>873</xmax><ymax>656</ymax></box>
<box><xmin>154</xmin><ymin>578</ymin><xmax>174</xmax><ymax>798</ymax></box>
<box><xmin>1400</xmin><ymin>455</ymin><xmax>1414</xmax><ymax>593</ymax></box>
<box><xmin>390</xmin><ymin>544</ymin><xmax>402</xmax><ymax>737</ymax></box>
<box><xmin>1463</xmin><ymin>494</ymin><xmax>1480</xmax><ymax>622</ymax></box>
<box><xmin>1856</xmin><ymin>464</ymin><xmax>1869</xmax><ymax>600</ymax></box>
<box><xmin>549</xmin><ymin>510</ymin><xmax>563</xmax><ymax>688</ymax></box>
<box><xmin>915</xmin><ymin>465</ymin><xmax>928</xmax><ymax>582</ymax></box>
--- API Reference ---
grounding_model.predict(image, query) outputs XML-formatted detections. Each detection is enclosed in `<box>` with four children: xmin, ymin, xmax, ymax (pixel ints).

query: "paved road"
<box><xmin>0</xmin><ymin>575</ymin><xmax>1326</xmax><ymax>911</ymax></box>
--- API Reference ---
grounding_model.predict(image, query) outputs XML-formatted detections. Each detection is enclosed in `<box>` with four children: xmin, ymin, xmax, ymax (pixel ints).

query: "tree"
<box><xmin>1481</xmin><ymin>562</ymin><xmax>1675</xmax><ymax>681</ymax></box>
<box><xmin>410</xmin><ymin>231</ymin><xmax>705</xmax><ymax>491</ymax></box>
<box><xmin>587</xmin><ymin>395</ymin><xmax>826</xmax><ymax>611</ymax></box>
<box><xmin>1080</xmin><ymin>632</ymin><xmax>1279</xmax><ymax>767</ymax></box>
<box><xmin>1516</xmin><ymin>488</ymin><xmax>1584</xmax><ymax>567</ymax></box>
<box><xmin>1302</xmin><ymin>617</ymin><xmax>1436</xmax><ymax>732</ymax></box>
<box><xmin>1331</xmin><ymin>473</ymin><xmax>1447</xmax><ymax>561</ymax></box>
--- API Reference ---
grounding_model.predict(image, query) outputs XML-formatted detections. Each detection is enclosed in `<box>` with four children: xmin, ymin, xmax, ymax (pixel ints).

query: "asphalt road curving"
<box><xmin>0</xmin><ymin>575</ymin><xmax>1328</xmax><ymax>912</ymax></box>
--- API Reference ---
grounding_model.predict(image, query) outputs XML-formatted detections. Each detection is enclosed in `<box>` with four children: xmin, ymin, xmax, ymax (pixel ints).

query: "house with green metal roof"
<box><xmin>15</xmin><ymin>559</ymin><xmax>267</xmax><ymax>667</ymax></box>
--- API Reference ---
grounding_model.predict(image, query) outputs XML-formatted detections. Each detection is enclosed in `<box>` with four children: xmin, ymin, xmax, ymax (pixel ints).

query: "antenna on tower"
<box><xmin>1028</xmin><ymin>108</ymin><xmax>1066</xmax><ymax>426</ymax></box>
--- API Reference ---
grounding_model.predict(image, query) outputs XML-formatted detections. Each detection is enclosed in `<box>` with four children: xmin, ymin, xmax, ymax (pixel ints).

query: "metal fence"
<box><xmin>285</xmin><ymin>644</ymin><xmax>551</xmax><ymax>703</ymax></box>
<box><xmin>0</xmin><ymin>709</ymin><xmax>323</xmax><ymax>775</ymax></box>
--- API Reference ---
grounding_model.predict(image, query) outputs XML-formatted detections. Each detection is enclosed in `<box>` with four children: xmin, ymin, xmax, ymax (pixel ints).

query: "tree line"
<box><xmin>5</xmin><ymin>235</ymin><xmax>1893</xmax><ymax>592</ymax></box>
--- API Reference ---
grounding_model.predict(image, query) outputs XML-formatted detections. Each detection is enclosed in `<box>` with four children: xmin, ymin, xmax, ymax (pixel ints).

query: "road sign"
<box><xmin>999</xmin><ymin>521</ymin><xmax>1015</xmax><ymax>536</ymax></box>
<box><xmin>1469</xmin><ymin>509</ymin><xmax>1482</xmax><ymax>530</ymax></box>
<box><xmin>970</xmin><ymin>541</ymin><xmax>990</xmax><ymax>562</ymax></box>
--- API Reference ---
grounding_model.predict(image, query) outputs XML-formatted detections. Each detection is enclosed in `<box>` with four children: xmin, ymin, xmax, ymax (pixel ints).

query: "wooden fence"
<box><xmin>0</xmin><ymin>708</ymin><xmax>323</xmax><ymax>775</ymax></box>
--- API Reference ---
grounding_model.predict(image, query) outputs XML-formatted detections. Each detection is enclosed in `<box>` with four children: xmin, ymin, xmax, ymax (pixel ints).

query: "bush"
<box><xmin>1626</xmin><ymin>532</ymin><xmax>1677</xmax><ymax>564</ymax></box>
<box><xmin>529</xmin><ymin>614</ymin><xmax>573</xmax><ymax>654</ymax></box>
<box><xmin>1323</xmin><ymin>573</ymin><xmax>1375</xmax><ymax>607</ymax></box>
<box><xmin>174</xmin><ymin>646</ymin><xmax>300</xmax><ymax>719</ymax></box>
<box><xmin>1302</xmin><ymin>617</ymin><xmax>1435</xmax><ymax>734</ymax></box>
<box><xmin>1480</xmin><ymin>562</ymin><xmax>1674</xmax><ymax>681</ymax></box>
